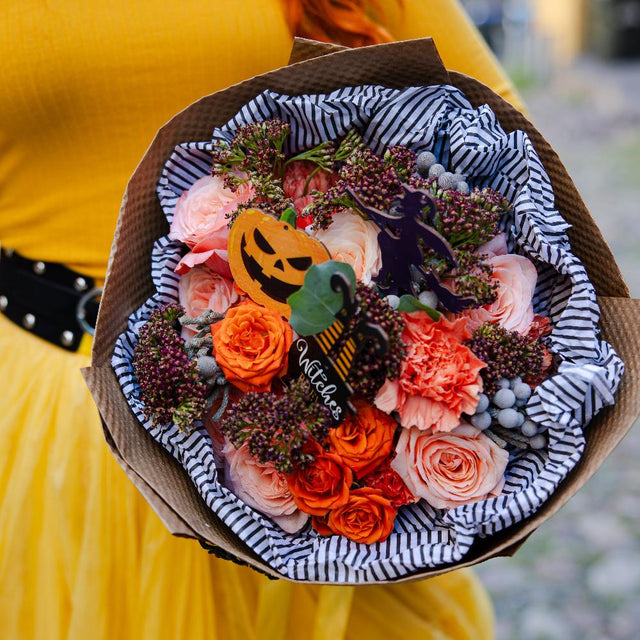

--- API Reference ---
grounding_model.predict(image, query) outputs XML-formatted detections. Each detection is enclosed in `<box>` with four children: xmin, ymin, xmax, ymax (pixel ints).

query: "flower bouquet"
<box><xmin>86</xmin><ymin>38</ymin><xmax>640</xmax><ymax>582</ymax></box>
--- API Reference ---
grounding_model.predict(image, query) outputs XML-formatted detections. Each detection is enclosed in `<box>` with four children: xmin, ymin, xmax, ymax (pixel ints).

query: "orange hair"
<box><xmin>283</xmin><ymin>0</ymin><xmax>396</xmax><ymax>48</ymax></box>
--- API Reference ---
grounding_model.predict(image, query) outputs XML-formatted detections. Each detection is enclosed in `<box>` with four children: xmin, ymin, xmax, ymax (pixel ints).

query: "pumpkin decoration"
<box><xmin>228</xmin><ymin>208</ymin><xmax>330</xmax><ymax>316</ymax></box>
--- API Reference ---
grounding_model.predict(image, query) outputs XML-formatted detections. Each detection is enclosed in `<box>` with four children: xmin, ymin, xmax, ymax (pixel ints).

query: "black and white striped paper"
<box><xmin>113</xmin><ymin>84</ymin><xmax>624</xmax><ymax>583</ymax></box>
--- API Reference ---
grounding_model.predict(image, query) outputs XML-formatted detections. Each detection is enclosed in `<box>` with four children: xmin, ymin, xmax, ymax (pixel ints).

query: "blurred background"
<box><xmin>459</xmin><ymin>1</ymin><xmax>640</xmax><ymax>638</ymax></box>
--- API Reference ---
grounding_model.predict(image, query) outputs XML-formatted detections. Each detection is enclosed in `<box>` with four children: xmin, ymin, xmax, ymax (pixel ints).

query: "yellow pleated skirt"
<box><xmin>0</xmin><ymin>313</ymin><xmax>494</xmax><ymax>639</ymax></box>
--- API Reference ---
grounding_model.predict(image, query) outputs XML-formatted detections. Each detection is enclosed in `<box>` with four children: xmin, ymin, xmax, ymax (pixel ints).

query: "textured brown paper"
<box><xmin>84</xmin><ymin>38</ymin><xmax>640</xmax><ymax>583</ymax></box>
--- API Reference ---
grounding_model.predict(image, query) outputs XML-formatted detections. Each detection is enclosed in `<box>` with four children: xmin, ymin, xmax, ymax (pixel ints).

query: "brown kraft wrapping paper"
<box><xmin>84</xmin><ymin>38</ymin><xmax>640</xmax><ymax>583</ymax></box>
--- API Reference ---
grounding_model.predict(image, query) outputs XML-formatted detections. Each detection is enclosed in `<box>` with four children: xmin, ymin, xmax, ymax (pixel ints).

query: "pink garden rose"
<box><xmin>169</xmin><ymin>174</ymin><xmax>254</xmax><ymax>276</ymax></box>
<box><xmin>222</xmin><ymin>440</ymin><xmax>309</xmax><ymax>534</ymax></box>
<box><xmin>477</xmin><ymin>232</ymin><xmax>508</xmax><ymax>258</ymax></box>
<box><xmin>309</xmin><ymin>210</ymin><xmax>382</xmax><ymax>284</ymax></box>
<box><xmin>375</xmin><ymin>313</ymin><xmax>485</xmax><ymax>432</ymax></box>
<box><xmin>178</xmin><ymin>264</ymin><xmax>239</xmax><ymax>319</ymax></box>
<box><xmin>283</xmin><ymin>160</ymin><xmax>336</xmax><ymax>228</ymax></box>
<box><xmin>459</xmin><ymin>252</ymin><xmax>537</xmax><ymax>334</ymax></box>
<box><xmin>391</xmin><ymin>423</ymin><xmax>509</xmax><ymax>510</ymax></box>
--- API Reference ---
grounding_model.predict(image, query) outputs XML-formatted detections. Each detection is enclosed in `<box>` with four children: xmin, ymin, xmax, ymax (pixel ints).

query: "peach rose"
<box><xmin>391</xmin><ymin>423</ymin><xmax>509</xmax><ymax>510</ymax></box>
<box><xmin>328</xmin><ymin>399</ymin><xmax>397</xmax><ymax>479</ymax></box>
<box><xmin>459</xmin><ymin>253</ymin><xmax>537</xmax><ymax>334</ymax></box>
<box><xmin>325</xmin><ymin>487</ymin><xmax>396</xmax><ymax>544</ymax></box>
<box><xmin>375</xmin><ymin>313</ymin><xmax>485</xmax><ymax>432</ymax></box>
<box><xmin>286</xmin><ymin>439</ymin><xmax>352</xmax><ymax>516</ymax></box>
<box><xmin>178</xmin><ymin>264</ymin><xmax>239</xmax><ymax>319</ymax></box>
<box><xmin>210</xmin><ymin>300</ymin><xmax>292</xmax><ymax>393</ymax></box>
<box><xmin>170</xmin><ymin>174</ymin><xmax>254</xmax><ymax>276</ymax></box>
<box><xmin>222</xmin><ymin>440</ymin><xmax>309</xmax><ymax>534</ymax></box>
<box><xmin>309</xmin><ymin>210</ymin><xmax>382</xmax><ymax>284</ymax></box>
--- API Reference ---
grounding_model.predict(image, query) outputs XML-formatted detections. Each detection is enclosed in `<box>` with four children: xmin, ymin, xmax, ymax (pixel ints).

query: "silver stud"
<box><xmin>60</xmin><ymin>330</ymin><xmax>75</xmax><ymax>347</ymax></box>
<box><xmin>33</xmin><ymin>261</ymin><xmax>46</xmax><ymax>275</ymax></box>
<box><xmin>22</xmin><ymin>313</ymin><xmax>36</xmax><ymax>329</ymax></box>
<box><xmin>74</xmin><ymin>277</ymin><xmax>88</xmax><ymax>292</ymax></box>
<box><xmin>0</xmin><ymin>295</ymin><xmax>7</xmax><ymax>311</ymax></box>
<box><xmin>3</xmin><ymin>248</ymin><xmax>14</xmax><ymax>258</ymax></box>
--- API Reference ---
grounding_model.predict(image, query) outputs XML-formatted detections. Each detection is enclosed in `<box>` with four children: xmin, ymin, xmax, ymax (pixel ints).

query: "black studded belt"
<box><xmin>0</xmin><ymin>248</ymin><xmax>101</xmax><ymax>352</ymax></box>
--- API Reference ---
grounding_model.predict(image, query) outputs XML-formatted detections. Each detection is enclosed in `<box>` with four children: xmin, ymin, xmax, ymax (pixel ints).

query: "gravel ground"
<box><xmin>475</xmin><ymin>56</ymin><xmax>640</xmax><ymax>640</ymax></box>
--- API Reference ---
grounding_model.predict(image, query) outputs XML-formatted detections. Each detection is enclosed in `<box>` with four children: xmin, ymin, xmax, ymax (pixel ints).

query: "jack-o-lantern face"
<box><xmin>228</xmin><ymin>208</ymin><xmax>330</xmax><ymax>315</ymax></box>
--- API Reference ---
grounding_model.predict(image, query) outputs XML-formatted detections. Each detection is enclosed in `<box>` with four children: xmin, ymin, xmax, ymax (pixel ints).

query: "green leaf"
<box><xmin>396</xmin><ymin>294</ymin><xmax>441</xmax><ymax>321</ymax></box>
<box><xmin>279</xmin><ymin>207</ymin><xmax>297</xmax><ymax>228</ymax></box>
<box><xmin>287</xmin><ymin>261</ymin><xmax>356</xmax><ymax>336</ymax></box>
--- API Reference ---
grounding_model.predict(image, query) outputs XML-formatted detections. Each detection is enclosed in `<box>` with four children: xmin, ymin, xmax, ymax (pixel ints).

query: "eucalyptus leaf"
<box><xmin>396</xmin><ymin>294</ymin><xmax>441</xmax><ymax>320</ymax></box>
<box><xmin>287</xmin><ymin>261</ymin><xmax>357</xmax><ymax>336</ymax></box>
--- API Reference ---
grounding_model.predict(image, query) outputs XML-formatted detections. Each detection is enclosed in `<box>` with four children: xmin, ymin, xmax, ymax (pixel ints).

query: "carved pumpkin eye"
<box><xmin>287</xmin><ymin>257</ymin><xmax>313</xmax><ymax>271</ymax></box>
<box><xmin>228</xmin><ymin>208</ymin><xmax>331</xmax><ymax>316</ymax></box>
<box><xmin>253</xmin><ymin>228</ymin><xmax>276</xmax><ymax>255</ymax></box>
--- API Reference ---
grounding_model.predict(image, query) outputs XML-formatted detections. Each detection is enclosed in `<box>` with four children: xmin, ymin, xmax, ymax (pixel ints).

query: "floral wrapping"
<box><xmin>112</xmin><ymin>84</ymin><xmax>623</xmax><ymax>582</ymax></box>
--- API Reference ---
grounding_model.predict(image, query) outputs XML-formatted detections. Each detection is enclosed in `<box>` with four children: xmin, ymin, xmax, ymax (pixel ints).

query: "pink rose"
<box><xmin>375</xmin><ymin>313</ymin><xmax>485</xmax><ymax>432</ymax></box>
<box><xmin>309</xmin><ymin>210</ymin><xmax>382</xmax><ymax>284</ymax></box>
<box><xmin>391</xmin><ymin>423</ymin><xmax>509</xmax><ymax>510</ymax></box>
<box><xmin>283</xmin><ymin>160</ymin><xmax>336</xmax><ymax>228</ymax></box>
<box><xmin>477</xmin><ymin>232</ymin><xmax>508</xmax><ymax>258</ymax></box>
<box><xmin>222</xmin><ymin>440</ymin><xmax>309</xmax><ymax>534</ymax></box>
<box><xmin>169</xmin><ymin>174</ymin><xmax>254</xmax><ymax>276</ymax></box>
<box><xmin>178</xmin><ymin>264</ymin><xmax>239</xmax><ymax>318</ymax></box>
<box><xmin>459</xmin><ymin>253</ymin><xmax>537</xmax><ymax>334</ymax></box>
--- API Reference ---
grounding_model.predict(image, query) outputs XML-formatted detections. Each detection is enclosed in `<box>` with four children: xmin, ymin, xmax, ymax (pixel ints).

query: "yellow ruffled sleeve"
<box><xmin>382</xmin><ymin>0</ymin><xmax>525</xmax><ymax>112</ymax></box>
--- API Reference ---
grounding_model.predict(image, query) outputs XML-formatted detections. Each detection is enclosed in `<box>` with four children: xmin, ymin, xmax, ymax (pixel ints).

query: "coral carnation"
<box><xmin>375</xmin><ymin>312</ymin><xmax>485</xmax><ymax>432</ymax></box>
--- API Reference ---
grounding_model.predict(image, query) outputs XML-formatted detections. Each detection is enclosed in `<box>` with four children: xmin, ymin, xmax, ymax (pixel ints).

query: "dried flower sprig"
<box><xmin>327</xmin><ymin>283</ymin><xmax>406</xmax><ymax>401</ymax></box>
<box><xmin>220</xmin><ymin>377</ymin><xmax>332</xmax><ymax>473</ymax></box>
<box><xmin>285</xmin><ymin>139</ymin><xmax>337</xmax><ymax>173</ymax></box>
<box><xmin>436</xmin><ymin>186</ymin><xmax>504</xmax><ymax>249</ymax></box>
<box><xmin>425</xmin><ymin>249</ymin><xmax>499</xmax><ymax>308</ymax></box>
<box><xmin>465</xmin><ymin>322</ymin><xmax>545</xmax><ymax>396</ymax></box>
<box><xmin>341</xmin><ymin>146</ymin><xmax>404</xmax><ymax>211</ymax></box>
<box><xmin>212</xmin><ymin>119</ymin><xmax>290</xmax><ymax>178</ymax></box>
<box><xmin>412</xmin><ymin>178</ymin><xmax>506</xmax><ymax>250</ymax></box>
<box><xmin>211</xmin><ymin>119</ymin><xmax>293</xmax><ymax>220</ymax></box>
<box><xmin>304</xmin><ymin>144</ymin><xmax>407</xmax><ymax>229</ymax></box>
<box><xmin>132</xmin><ymin>303</ymin><xmax>208</xmax><ymax>433</ymax></box>
<box><xmin>383</xmin><ymin>146</ymin><xmax>417</xmax><ymax>182</ymax></box>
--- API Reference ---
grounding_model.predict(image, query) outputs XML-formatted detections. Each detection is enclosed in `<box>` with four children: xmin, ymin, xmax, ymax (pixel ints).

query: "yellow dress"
<box><xmin>0</xmin><ymin>2</ymin><xmax>520</xmax><ymax>638</ymax></box>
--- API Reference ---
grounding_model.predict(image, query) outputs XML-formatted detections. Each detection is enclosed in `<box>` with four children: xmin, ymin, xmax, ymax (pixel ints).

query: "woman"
<box><xmin>0</xmin><ymin>1</ymin><xmax>521</xmax><ymax>638</ymax></box>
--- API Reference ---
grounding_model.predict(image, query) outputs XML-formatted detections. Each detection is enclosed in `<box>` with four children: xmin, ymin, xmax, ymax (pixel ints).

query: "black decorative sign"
<box><xmin>287</xmin><ymin>263</ymin><xmax>389</xmax><ymax>424</ymax></box>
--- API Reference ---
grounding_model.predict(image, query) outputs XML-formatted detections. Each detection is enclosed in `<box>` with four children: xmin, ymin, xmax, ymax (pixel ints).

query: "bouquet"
<box><xmin>90</xmin><ymin>39</ymin><xmax>639</xmax><ymax>583</ymax></box>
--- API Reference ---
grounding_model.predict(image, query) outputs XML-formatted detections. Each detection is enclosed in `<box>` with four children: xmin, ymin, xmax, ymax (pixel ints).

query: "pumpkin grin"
<box><xmin>228</xmin><ymin>208</ymin><xmax>331</xmax><ymax>316</ymax></box>
<box><xmin>240</xmin><ymin>231</ymin><xmax>305</xmax><ymax>303</ymax></box>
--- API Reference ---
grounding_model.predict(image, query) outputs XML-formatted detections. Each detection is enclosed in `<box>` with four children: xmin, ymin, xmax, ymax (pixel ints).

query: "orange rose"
<box><xmin>328</xmin><ymin>399</ymin><xmax>397</xmax><ymax>478</ymax></box>
<box><xmin>286</xmin><ymin>439</ymin><xmax>352</xmax><ymax>516</ymax></box>
<box><xmin>310</xmin><ymin>513</ymin><xmax>334</xmax><ymax>537</ymax></box>
<box><xmin>375</xmin><ymin>312</ymin><xmax>485</xmax><ymax>432</ymax></box>
<box><xmin>326</xmin><ymin>488</ymin><xmax>396</xmax><ymax>544</ymax></box>
<box><xmin>210</xmin><ymin>300</ymin><xmax>292</xmax><ymax>393</ymax></box>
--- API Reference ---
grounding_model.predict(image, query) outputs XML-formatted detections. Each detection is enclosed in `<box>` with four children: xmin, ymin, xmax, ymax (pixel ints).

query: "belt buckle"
<box><xmin>76</xmin><ymin>287</ymin><xmax>103</xmax><ymax>336</ymax></box>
